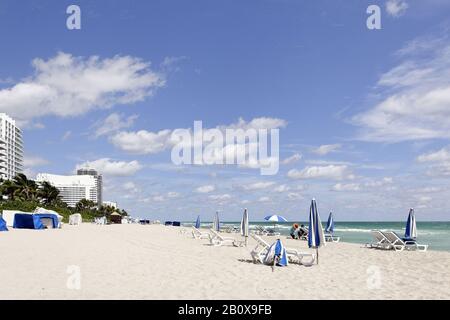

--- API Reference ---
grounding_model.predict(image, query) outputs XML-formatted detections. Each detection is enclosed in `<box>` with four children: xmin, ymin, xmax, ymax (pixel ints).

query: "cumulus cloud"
<box><xmin>239</xmin><ymin>181</ymin><xmax>275</xmax><ymax>191</ymax></box>
<box><xmin>0</xmin><ymin>52</ymin><xmax>165</xmax><ymax>122</ymax></box>
<box><xmin>417</xmin><ymin>146</ymin><xmax>450</xmax><ymax>176</ymax></box>
<box><xmin>196</xmin><ymin>185</ymin><xmax>215</xmax><ymax>193</ymax></box>
<box><xmin>208</xmin><ymin>194</ymin><xmax>232</xmax><ymax>201</ymax></box>
<box><xmin>386</xmin><ymin>0</ymin><xmax>408</xmax><ymax>17</ymax></box>
<box><xmin>352</xmin><ymin>34</ymin><xmax>450</xmax><ymax>142</ymax></box>
<box><xmin>281</xmin><ymin>153</ymin><xmax>302</xmax><ymax>165</ymax></box>
<box><xmin>94</xmin><ymin>113</ymin><xmax>138</xmax><ymax>138</ymax></box>
<box><xmin>274</xmin><ymin>184</ymin><xmax>291</xmax><ymax>193</ymax></box>
<box><xmin>258</xmin><ymin>196</ymin><xmax>271</xmax><ymax>202</ymax></box>
<box><xmin>111</xmin><ymin>117</ymin><xmax>286</xmax><ymax>173</ymax></box>
<box><xmin>75</xmin><ymin>158</ymin><xmax>143</xmax><ymax>176</ymax></box>
<box><xmin>312</xmin><ymin>144</ymin><xmax>341</xmax><ymax>155</ymax></box>
<box><xmin>331</xmin><ymin>183</ymin><xmax>361</xmax><ymax>192</ymax></box>
<box><xmin>287</xmin><ymin>165</ymin><xmax>354</xmax><ymax>180</ymax></box>
<box><xmin>110</xmin><ymin>129</ymin><xmax>172</xmax><ymax>154</ymax></box>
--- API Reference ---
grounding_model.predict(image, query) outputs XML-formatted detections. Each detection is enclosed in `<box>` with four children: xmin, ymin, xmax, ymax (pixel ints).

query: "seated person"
<box><xmin>290</xmin><ymin>223</ymin><xmax>299</xmax><ymax>239</ymax></box>
<box><xmin>298</xmin><ymin>224</ymin><xmax>308</xmax><ymax>238</ymax></box>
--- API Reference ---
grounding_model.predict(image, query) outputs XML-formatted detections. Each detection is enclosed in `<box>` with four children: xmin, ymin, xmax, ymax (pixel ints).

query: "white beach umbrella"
<box><xmin>213</xmin><ymin>211</ymin><xmax>220</xmax><ymax>232</ymax></box>
<box><xmin>240</xmin><ymin>208</ymin><xmax>249</xmax><ymax>246</ymax></box>
<box><xmin>405</xmin><ymin>208</ymin><xmax>417</xmax><ymax>240</ymax></box>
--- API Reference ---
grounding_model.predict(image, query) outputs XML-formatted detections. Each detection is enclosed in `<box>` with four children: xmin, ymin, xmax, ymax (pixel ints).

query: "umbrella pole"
<box><xmin>316</xmin><ymin>248</ymin><xmax>319</xmax><ymax>265</ymax></box>
<box><xmin>245</xmin><ymin>236</ymin><xmax>248</xmax><ymax>247</ymax></box>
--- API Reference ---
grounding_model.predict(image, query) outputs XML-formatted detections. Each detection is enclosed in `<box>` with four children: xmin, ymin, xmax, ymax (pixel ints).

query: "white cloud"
<box><xmin>312</xmin><ymin>144</ymin><xmax>341</xmax><ymax>155</ymax></box>
<box><xmin>386</xmin><ymin>0</ymin><xmax>409</xmax><ymax>17</ymax></box>
<box><xmin>352</xmin><ymin>35</ymin><xmax>450</xmax><ymax>142</ymax></box>
<box><xmin>123</xmin><ymin>181</ymin><xmax>139</xmax><ymax>193</ymax></box>
<box><xmin>95</xmin><ymin>113</ymin><xmax>138</xmax><ymax>137</ymax></box>
<box><xmin>240</xmin><ymin>181</ymin><xmax>275</xmax><ymax>191</ymax></box>
<box><xmin>110</xmin><ymin>129</ymin><xmax>173</xmax><ymax>154</ymax></box>
<box><xmin>417</xmin><ymin>147</ymin><xmax>450</xmax><ymax>163</ymax></box>
<box><xmin>195</xmin><ymin>185</ymin><xmax>216</xmax><ymax>193</ymax></box>
<box><xmin>75</xmin><ymin>158</ymin><xmax>143</xmax><ymax>176</ymax></box>
<box><xmin>287</xmin><ymin>192</ymin><xmax>303</xmax><ymax>200</ymax></box>
<box><xmin>208</xmin><ymin>194</ymin><xmax>232</xmax><ymax>201</ymax></box>
<box><xmin>167</xmin><ymin>192</ymin><xmax>180</xmax><ymax>198</ymax></box>
<box><xmin>417</xmin><ymin>146</ymin><xmax>450</xmax><ymax>176</ymax></box>
<box><xmin>61</xmin><ymin>131</ymin><xmax>72</xmax><ymax>141</ymax></box>
<box><xmin>287</xmin><ymin>165</ymin><xmax>354</xmax><ymax>180</ymax></box>
<box><xmin>258</xmin><ymin>196</ymin><xmax>271</xmax><ymax>202</ymax></box>
<box><xmin>274</xmin><ymin>184</ymin><xmax>290</xmax><ymax>193</ymax></box>
<box><xmin>281</xmin><ymin>153</ymin><xmax>302</xmax><ymax>165</ymax></box>
<box><xmin>0</xmin><ymin>52</ymin><xmax>165</xmax><ymax>122</ymax></box>
<box><xmin>111</xmin><ymin>117</ymin><xmax>286</xmax><ymax>165</ymax></box>
<box><xmin>23</xmin><ymin>155</ymin><xmax>49</xmax><ymax>167</ymax></box>
<box><xmin>331</xmin><ymin>183</ymin><xmax>361</xmax><ymax>192</ymax></box>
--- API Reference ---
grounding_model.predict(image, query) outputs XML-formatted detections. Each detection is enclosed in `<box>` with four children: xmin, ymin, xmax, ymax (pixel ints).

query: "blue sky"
<box><xmin>1</xmin><ymin>0</ymin><xmax>450</xmax><ymax>221</ymax></box>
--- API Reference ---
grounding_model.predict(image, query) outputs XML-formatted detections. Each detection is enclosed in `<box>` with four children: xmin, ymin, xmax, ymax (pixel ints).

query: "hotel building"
<box><xmin>0</xmin><ymin>113</ymin><xmax>24</xmax><ymax>180</ymax></box>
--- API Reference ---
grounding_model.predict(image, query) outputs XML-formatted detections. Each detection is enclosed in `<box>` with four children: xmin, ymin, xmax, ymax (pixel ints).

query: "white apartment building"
<box><xmin>36</xmin><ymin>173</ymin><xmax>100</xmax><ymax>207</ymax></box>
<box><xmin>0</xmin><ymin>113</ymin><xmax>24</xmax><ymax>180</ymax></box>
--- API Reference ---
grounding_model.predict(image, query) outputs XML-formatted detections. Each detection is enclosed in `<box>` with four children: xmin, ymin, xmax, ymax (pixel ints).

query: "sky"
<box><xmin>1</xmin><ymin>0</ymin><xmax>450</xmax><ymax>221</ymax></box>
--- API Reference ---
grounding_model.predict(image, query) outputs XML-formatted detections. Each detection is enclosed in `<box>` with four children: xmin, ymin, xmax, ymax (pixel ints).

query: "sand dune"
<box><xmin>0</xmin><ymin>223</ymin><xmax>449</xmax><ymax>299</ymax></box>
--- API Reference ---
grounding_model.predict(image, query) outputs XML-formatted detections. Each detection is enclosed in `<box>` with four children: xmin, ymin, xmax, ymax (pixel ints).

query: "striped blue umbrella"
<box><xmin>213</xmin><ymin>211</ymin><xmax>220</xmax><ymax>232</ymax></box>
<box><xmin>264</xmin><ymin>214</ymin><xmax>288</xmax><ymax>222</ymax></box>
<box><xmin>404</xmin><ymin>208</ymin><xmax>417</xmax><ymax>240</ymax></box>
<box><xmin>263</xmin><ymin>239</ymin><xmax>288</xmax><ymax>268</ymax></box>
<box><xmin>240</xmin><ymin>208</ymin><xmax>249</xmax><ymax>246</ymax></box>
<box><xmin>325</xmin><ymin>211</ymin><xmax>334</xmax><ymax>234</ymax></box>
<box><xmin>308</xmin><ymin>198</ymin><xmax>326</xmax><ymax>264</ymax></box>
<box><xmin>194</xmin><ymin>215</ymin><xmax>201</xmax><ymax>229</ymax></box>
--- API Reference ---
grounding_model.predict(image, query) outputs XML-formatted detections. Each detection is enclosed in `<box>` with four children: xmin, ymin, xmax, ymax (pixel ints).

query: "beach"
<box><xmin>1</xmin><ymin>223</ymin><xmax>449</xmax><ymax>300</ymax></box>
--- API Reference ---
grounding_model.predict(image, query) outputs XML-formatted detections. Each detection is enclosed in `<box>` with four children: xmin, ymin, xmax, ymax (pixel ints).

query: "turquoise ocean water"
<box><xmin>184</xmin><ymin>221</ymin><xmax>450</xmax><ymax>252</ymax></box>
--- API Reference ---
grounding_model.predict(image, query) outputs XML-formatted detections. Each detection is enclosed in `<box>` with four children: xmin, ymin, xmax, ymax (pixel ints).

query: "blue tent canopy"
<box><xmin>0</xmin><ymin>216</ymin><xmax>8</xmax><ymax>232</ymax></box>
<box><xmin>34</xmin><ymin>213</ymin><xmax>59</xmax><ymax>228</ymax></box>
<box><xmin>13</xmin><ymin>214</ymin><xmax>45</xmax><ymax>229</ymax></box>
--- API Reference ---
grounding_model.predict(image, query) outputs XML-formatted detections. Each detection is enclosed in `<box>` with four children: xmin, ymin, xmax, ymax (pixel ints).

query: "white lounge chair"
<box><xmin>325</xmin><ymin>233</ymin><xmax>340</xmax><ymax>243</ymax></box>
<box><xmin>209</xmin><ymin>229</ymin><xmax>245</xmax><ymax>247</ymax></box>
<box><xmin>191</xmin><ymin>226</ymin><xmax>212</xmax><ymax>240</ymax></box>
<box><xmin>382</xmin><ymin>231</ymin><xmax>428</xmax><ymax>252</ymax></box>
<box><xmin>250</xmin><ymin>233</ymin><xmax>315</xmax><ymax>266</ymax></box>
<box><xmin>365</xmin><ymin>230</ymin><xmax>391</xmax><ymax>250</ymax></box>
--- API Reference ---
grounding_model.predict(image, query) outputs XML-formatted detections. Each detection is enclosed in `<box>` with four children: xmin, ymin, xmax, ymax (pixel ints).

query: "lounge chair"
<box><xmin>250</xmin><ymin>233</ymin><xmax>315</xmax><ymax>266</ymax></box>
<box><xmin>191</xmin><ymin>226</ymin><xmax>212</xmax><ymax>240</ymax></box>
<box><xmin>382</xmin><ymin>231</ymin><xmax>428</xmax><ymax>252</ymax></box>
<box><xmin>209</xmin><ymin>229</ymin><xmax>245</xmax><ymax>247</ymax></box>
<box><xmin>325</xmin><ymin>233</ymin><xmax>340</xmax><ymax>243</ymax></box>
<box><xmin>365</xmin><ymin>230</ymin><xmax>391</xmax><ymax>249</ymax></box>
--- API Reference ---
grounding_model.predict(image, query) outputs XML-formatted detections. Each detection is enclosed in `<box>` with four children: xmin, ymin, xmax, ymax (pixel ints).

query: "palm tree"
<box><xmin>38</xmin><ymin>181</ymin><xmax>61</xmax><ymax>205</ymax></box>
<box><xmin>13</xmin><ymin>174</ymin><xmax>38</xmax><ymax>201</ymax></box>
<box><xmin>0</xmin><ymin>179</ymin><xmax>18</xmax><ymax>201</ymax></box>
<box><xmin>75</xmin><ymin>199</ymin><xmax>97</xmax><ymax>212</ymax></box>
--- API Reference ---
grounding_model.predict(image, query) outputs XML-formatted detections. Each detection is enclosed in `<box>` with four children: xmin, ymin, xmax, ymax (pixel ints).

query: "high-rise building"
<box><xmin>36</xmin><ymin>173</ymin><xmax>100</xmax><ymax>208</ymax></box>
<box><xmin>77</xmin><ymin>168</ymin><xmax>102</xmax><ymax>207</ymax></box>
<box><xmin>0</xmin><ymin>113</ymin><xmax>24</xmax><ymax>180</ymax></box>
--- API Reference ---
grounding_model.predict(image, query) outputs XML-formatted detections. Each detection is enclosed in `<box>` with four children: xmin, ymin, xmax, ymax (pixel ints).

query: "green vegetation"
<box><xmin>0</xmin><ymin>174</ymin><xmax>128</xmax><ymax>222</ymax></box>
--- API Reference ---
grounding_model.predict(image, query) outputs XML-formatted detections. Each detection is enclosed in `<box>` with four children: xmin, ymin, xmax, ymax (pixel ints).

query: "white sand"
<box><xmin>1</xmin><ymin>223</ymin><xmax>449</xmax><ymax>299</ymax></box>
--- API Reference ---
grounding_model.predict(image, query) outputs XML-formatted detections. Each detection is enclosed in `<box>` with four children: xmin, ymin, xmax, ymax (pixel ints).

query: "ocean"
<box><xmin>184</xmin><ymin>221</ymin><xmax>450</xmax><ymax>252</ymax></box>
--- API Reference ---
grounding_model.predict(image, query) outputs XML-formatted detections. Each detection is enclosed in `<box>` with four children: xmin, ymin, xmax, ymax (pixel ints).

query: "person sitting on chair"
<box><xmin>298</xmin><ymin>224</ymin><xmax>308</xmax><ymax>238</ymax></box>
<box><xmin>290</xmin><ymin>223</ymin><xmax>299</xmax><ymax>239</ymax></box>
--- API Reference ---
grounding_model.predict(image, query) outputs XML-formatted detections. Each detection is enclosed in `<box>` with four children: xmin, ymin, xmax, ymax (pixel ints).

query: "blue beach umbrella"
<box><xmin>263</xmin><ymin>239</ymin><xmax>288</xmax><ymax>268</ymax></box>
<box><xmin>240</xmin><ymin>208</ymin><xmax>249</xmax><ymax>246</ymax></box>
<box><xmin>264</xmin><ymin>214</ymin><xmax>287</xmax><ymax>231</ymax></box>
<box><xmin>404</xmin><ymin>208</ymin><xmax>417</xmax><ymax>240</ymax></box>
<box><xmin>213</xmin><ymin>211</ymin><xmax>220</xmax><ymax>232</ymax></box>
<box><xmin>195</xmin><ymin>215</ymin><xmax>201</xmax><ymax>229</ymax></box>
<box><xmin>0</xmin><ymin>216</ymin><xmax>8</xmax><ymax>232</ymax></box>
<box><xmin>325</xmin><ymin>211</ymin><xmax>334</xmax><ymax>234</ymax></box>
<box><xmin>308</xmin><ymin>198</ymin><xmax>326</xmax><ymax>264</ymax></box>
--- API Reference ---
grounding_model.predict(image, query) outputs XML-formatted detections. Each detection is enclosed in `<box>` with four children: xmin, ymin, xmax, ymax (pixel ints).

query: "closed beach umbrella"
<box><xmin>240</xmin><ymin>208</ymin><xmax>249</xmax><ymax>246</ymax></box>
<box><xmin>325</xmin><ymin>211</ymin><xmax>334</xmax><ymax>234</ymax></box>
<box><xmin>404</xmin><ymin>208</ymin><xmax>417</xmax><ymax>240</ymax></box>
<box><xmin>308</xmin><ymin>198</ymin><xmax>326</xmax><ymax>264</ymax></box>
<box><xmin>213</xmin><ymin>211</ymin><xmax>220</xmax><ymax>232</ymax></box>
<box><xmin>263</xmin><ymin>239</ymin><xmax>288</xmax><ymax>268</ymax></box>
<box><xmin>195</xmin><ymin>215</ymin><xmax>201</xmax><ymax>229</ymax></box>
